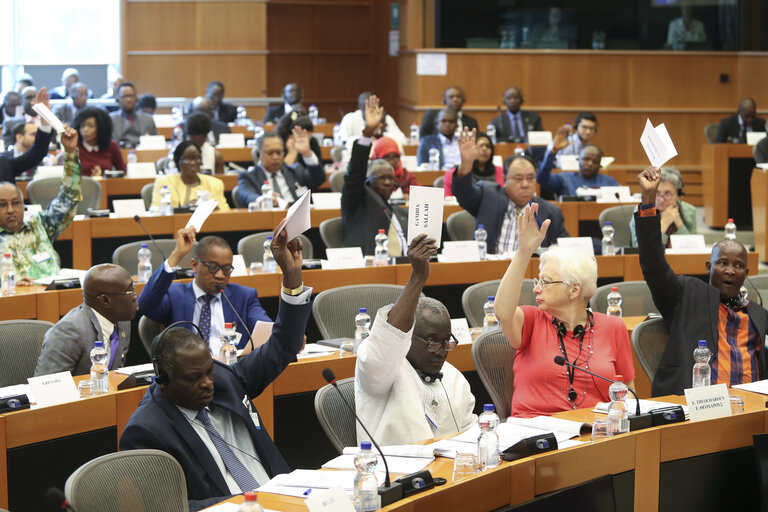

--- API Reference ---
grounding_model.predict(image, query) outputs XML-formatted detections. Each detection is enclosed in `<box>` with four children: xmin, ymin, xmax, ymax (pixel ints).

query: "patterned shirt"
<box><xmin>0</xmin><ymin>151</ymin><xmax>81</xmax><ymax>279</ymax></box>
<box><xmin>712</xmin><ymin>303</ymin><xmax>760</xmax><ymax>385</ymax></box>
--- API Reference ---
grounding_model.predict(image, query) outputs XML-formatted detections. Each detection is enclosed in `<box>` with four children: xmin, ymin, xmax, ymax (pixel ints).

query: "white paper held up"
<box><xmin>275</xmin><ymin>189</ymin><xmax>312</xmax><ymax>241</ymax></box>
<box><xmin>407</xmin><ymin>185</ymin><xmax>444</xmax><ymax>245</ymax></box>
<box><xmin>31</xmin><ymin>103</ymin><xmax>65</xmax><ymax>133</ymax></box>
<box><xmin>640</xmin><ymin>118</ymin><xmax>678</xmax><ymax>168</ymax></box>
<box><xmin>185</xmin><ymin>198</ymin><xmax>218</xmax><ymax>231</ymax></box>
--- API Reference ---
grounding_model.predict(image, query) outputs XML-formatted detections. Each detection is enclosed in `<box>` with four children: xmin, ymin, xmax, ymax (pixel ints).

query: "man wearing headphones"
<box><xmin>419</xmin><ymin>86</ymin><xmax>478</xmax><ymax>138</ymax></box>
<box><xmin>355</xmin><ymin>234</ymin><xmax>477</xmax><ymax>445</ymax></box>
<box><xmin>545</xmin><ymin>112</ymin><xmax>598</xmax><ymax>157</ymax></box>
<box><xmin>121</xmin><ymin>220</ymin><xmax>311</xmax><ymax>511</ymax></box>
<box><xmin>489</xmin><ymin>86</ymin><xmax>543</xmax><ymax>143</ymax></box>
<box><xmin>452</xmin><ymin>129</ymin><xmax>568</xmax><ymax>255</ymax></box>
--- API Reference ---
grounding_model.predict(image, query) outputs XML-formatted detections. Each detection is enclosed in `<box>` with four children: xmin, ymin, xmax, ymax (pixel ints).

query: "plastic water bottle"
<box><xmin>136</xmin><ymin>244</ymin><xmax>152</xmax><ymax>283</ymax></box>
<box><xmin>262</xmin><ymin>236</ymin><xmax>276</xmax><ymax>273</ymax></box>
<box><xmin>607</xmin><ymin>376</ymin><xmax>629</xmax><ymax>434</ymax></box>
<box><xmin>127</xmin><ymin>150</ymin><xmax>138</xmax><ymax>164</ymax></box>
<box><xmin>483</xmin><ymin>296</ymin><xmax>498</xmax><ymax>332</ymax></box>
<box><xmin>219</xmin><ymin>322</ymin><xmax>239</xmax><ymax>365</ymax></box>
<box><xmin>409</xmin><ymin>123</ymin><xmax>419</xmax><ymax>145</ymax></box>
<box><xmin>172</xmin><ymin>125</ymin><xmax>184</xmax><ymax>145</ymax></box>
<box><xmin>354</xmin><ymin>307</ymin><xmax>371</xmax><ymax>352</ymax></box>
<box><xmin>332</xmin><ymin>123</ymin><xmax>343</xmax><ymax>146</ymax></box>
<box><xmin>725</xmin><ymin>218</ymin><xmax>736</xmax><ymax>240</ymax></box>
<box><xmin>258</xmin><ymin>181</ymin><xmax>273</xmax><ymax>211</ymax></box>
<box><xmin>90</xmin><ymin>340</ymin><xmax>109</xmax><ymax>395</ymax></box>
<box><xmin>692</xmin><ymin>340</ymin><xmax>712</xmax><ymax>388</ymax></box>
<box><xmin>159</xmin><ymin>185</ymin><xmax>173</xmax><ymax>216</ymax></box>
<box><xmin>238</xmin><ymin>491</ymin><xmax>264</xmax><ymax>512</ymax></box>
<box><xmin>165</xmin><ymin>149</ymin><xmax>177</xmax><ymax>174</ymax></box>
<box><xmin>353</xmin><ymin>441</ymin><xmax>379</xmax><ymax>512</ymax></box>
<box><xmin>606</xmin><ymin>287</ymin><xmax>622</xmax><ymax>317</ymax></box>
<box><xmin>428</xmin><ymin>147</ymin><xmax>440</xmax><ymax>170</ymax></box>
<box><xmin>308</xmin><ymin>104</ymin><xmax>319</xmax><ymax>125</ymax></box>
<box><xmin>514</xmin><ymin>145</ymin><xmax>525</xmax><ymax>156</ymax></box>
<box><xmin>374</xmin><ymin>229</ymin><xmax>389</xmax><ymax>266</ymax></box>
<box><xmin>474</xmin><ymin>224</ymin><xmax>487</xmax><ymax>260</ymax></box>
<box><xmin>477</xmin><ymin>404</ymin><xmax>500</xmax><ymax>470</ymax></box>
<box><xmin>0</xmin><ymin>253</ymin><xmax>15</xmax><ymax>296</ymax></box>
<box><xmin>601</xmin><ymin>221</ymin><xmax>615</xmax><ymax>256</ymax></box>
<box><xmin>740</xmin><ymin>285</ymin><xmax>749</xmax><ymax>303</ymax></box>
<box><xmin>486</xmin><ymin>123</ymin><xmax>496</xmax><ymax>144</ymax></box>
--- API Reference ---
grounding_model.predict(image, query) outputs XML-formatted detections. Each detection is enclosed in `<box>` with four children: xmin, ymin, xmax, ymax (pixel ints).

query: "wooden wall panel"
<box><xmin>266</xmin><ymin>3</ymin><xmax>371</xmax><ymax>54</ymax></box>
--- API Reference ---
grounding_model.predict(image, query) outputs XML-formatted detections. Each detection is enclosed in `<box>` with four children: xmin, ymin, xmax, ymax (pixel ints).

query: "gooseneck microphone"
<box><xmin>46</xmin><ymin>487</ymin><xmax>75</xmax><ymax>511</ymax></box>
<box><xmin>553</xmin><ymin>356</ymin><xmax>653</xmax><ymax>431</ymax></box>
<box><xmin>133</xmin><ymin>215</ymin><xmax>169</xmax><ymax>261</ymax></box>
<box><xmin>215</xmin><ymin>282</ymin><xmax>256</xmax><ymax>354</ymax></box>
<box><xmin>321</xmin><ymin>368</ymin><xmax>403</xmax><ymax>506</ymax></box>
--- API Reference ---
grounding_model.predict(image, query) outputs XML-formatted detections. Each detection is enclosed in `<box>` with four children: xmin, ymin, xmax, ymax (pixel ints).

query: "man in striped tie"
<box><xmin>120</xmin><ymin>220</ymin><xmax>312</xmax><ymax>511</ymax></box>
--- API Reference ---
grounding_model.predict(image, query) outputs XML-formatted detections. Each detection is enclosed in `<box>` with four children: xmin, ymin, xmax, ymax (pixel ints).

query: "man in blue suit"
<box><xmin>121</xmin><ymin>221</ymin><xmax>311</xmax><ymax>511</ymax></box>
<box><xmin>138</xmin><ymin>228</ymin><xmax>271</xmax><ymax>351</ymax></box>
<box><xmin>416</xmin><ymin>108</ymin><xmax>460</xmax><ymax>170</ymax></box>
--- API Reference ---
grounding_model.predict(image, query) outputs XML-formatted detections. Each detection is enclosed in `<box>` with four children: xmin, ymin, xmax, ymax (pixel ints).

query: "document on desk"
<box><xmin>260</xmin><ymin>469</ymin><xmax>386</xmax><ymax>497</ymax></box>
<box><xmin>734</xmin><ymin>379</ymin><xmax>768</xmax><ymax>395</ymax></box>
<box><xmin>185</xmin><ymin>198</ymin><xmax>218</xmax><ymax>231</ymax></box>
<box><xmin>640</xmin><ymin>118</ymin><xmax>678</xmax><ymax>168</ymax></box>
<box><xmin>275</xmin><ymin>189</ymin><xmax>311</xmax><ymax>241</ymax></box>
<box><xmin>322</xmin><ymin>453</ymin><xmax>433</xmax><ymax>474</ymax></box>
<box><xmin>452</xmin><ymin>417</ymin><xmax>585</xmax><ymax>448</ymax></box>
<box><xmin>407</xmin><ymin>185</ymin><xmax>443</xmax><ymax>245</ymax></box>
<box><xmin>593</xmin><ymin>399</ymin><xmax>689</xmax><ymax>419</ymax></box>
<box><xmin>32</xmin><ymin>268</ymin><xmax>87</xmax><ymax>286</ymax></box>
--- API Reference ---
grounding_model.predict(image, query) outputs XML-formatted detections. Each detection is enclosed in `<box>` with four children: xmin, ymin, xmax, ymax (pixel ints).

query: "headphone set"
<box><xmin>151</xmin><ymin>320</ymin><xmax>205</xmax><ymax>386</ymax></box>
<box><xmin>551</xmin><ymin>310</ymin><xmax>594</xmax><ymax>404</ymax></box>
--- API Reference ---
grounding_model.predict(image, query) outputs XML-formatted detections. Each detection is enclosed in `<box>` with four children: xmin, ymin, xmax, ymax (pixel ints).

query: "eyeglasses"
<box><xmin>508</xmin><ymin>174</ymin><xmax>536</xmax><ymax>183</ymax></box>
<box><xmin>657</xmin><ymin>191</ymin><xmax>677</xmax><ymax>200</ymax></box>
<box><xmin>413</xmin><ymin>333</ymin><xmax>458</xmax><ymax>353</ymax></box>
<box><xmin>533</xmin><ymin>278</ymin><xmax>565</xmax><ymax>288</ymax></box>
<box><xmin>180</xmin><ymin>158</ymin><xmax>202</xmax><ymax>165</ymax></box>
<box><xmin>195</xmin><ymin>259</ymin><xmax>234</xmax><ymax>276</ymax></box>
<box><xmin>97</xmin><ymin>284</ymin><xmax>136</xmax><ymax>297</ymax></box>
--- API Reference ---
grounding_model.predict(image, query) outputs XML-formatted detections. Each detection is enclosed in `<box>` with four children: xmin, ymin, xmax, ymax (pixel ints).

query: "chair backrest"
<box><xmin>329</xmin><ymin>171</ymin><xmax>345</xmax><ymax>193</ymax></box>
<box><xmin>471</xmin><ymin>329</ymin><xmax>516</xmax><ymax>419</ymax></box>
<box><xmin>313</xmin><ymin>284</ymin><xmax>412</xmax><ymax>339</ymax></box>
<box><xmin>28</xmin><ymin>177</ymin><xmax>102</xmax><ymax>215</ymax></box>
<box><xmin>138</xmin><ymin>315</ymin><xmax>165</xmax><ymax>357</ymax></box>
<box><xmin>314</xmin><ymin>377</ymin><xmax>357</xmax><ymax>453</ymax></box>
<box><xmin>446</xmin><ymin>210</ymin><xmax>476</xmax><ymax>241</ymax></box>
<box><xmin>598</xmin><ymin>205</ymin><xmax>635</xmax><ymax>248</ymax></box>
<box><xmin>238</xmin><ymin>231</ymin><xmax>313</xmax><ymax>265</ymax></box>
<box><xmin>630</xmin><ymin>317</ymin><xmax>669</xmax><ymax>382</ymax></box>
<box><xmin>433</xmin><ymin>176</ymin><xmax>444</xmax><ymax>188</ymax></box>
<box><xmin>330</xmin><ymin>146</ymin><xmax>344</xmax><ymax>163</ymax></box>
<box><xmin>0</xmin><ymin>320</ymin><xmax>54</xmax><ymax>386</ymax></box>
<box><xmin>704</xmin><ymin>122</ymin><xmax>719</xmax><ymax>144</ymax></box>
<box><xmin>65</xmin><ymin>449</ymin><xmax>188</xmax><ymax>512</ymax></box>
<box><xmin>462</xmin><ymin>279</ymin><xmax>536</xmax><ymax>328</ymax></box>
<box><xmin>231</xmin><ymin>184</ymin><xmax>242</xmax><ymax>208</ymax></box>
<box><xmin>113</xmin><ymin>240</ymin><xmax>190</xmax><ymax>275</ymax></box>
<box><xmin>745</xmin><ymin>274</ymin><xmax>768</xmax><ymax>308</ymax></box>
<box><xmin>156</xmin><ymin>156</ymin><xmax>169</xmax><ymax>173</ymax></box>
<box><xmin>589</xmin><ymin>281</ymin><xmax>659</xmax><ymax>317</ymax></box>
<box><xmin>141</xmin><ymin>183</ymin><xmax>154</xmax><ymax>210</ymax></box>
<box><xmin>319</xmin><ymin>217</ymin><xmax>344</xmax><ymax>249</ymax></box>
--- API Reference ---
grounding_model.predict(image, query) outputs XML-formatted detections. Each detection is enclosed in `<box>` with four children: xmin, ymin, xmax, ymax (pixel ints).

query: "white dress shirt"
<box><xmin>438</xmin><ymin>133</ymin><xmax>460</xmax><ymax>169</ymax></box>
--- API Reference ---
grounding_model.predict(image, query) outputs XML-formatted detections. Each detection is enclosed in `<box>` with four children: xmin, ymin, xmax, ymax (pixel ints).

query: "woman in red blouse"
<box><xmin>71</xmin><ymin>107</ymin><xmax>125</xmax><ymax>176</ymax></box>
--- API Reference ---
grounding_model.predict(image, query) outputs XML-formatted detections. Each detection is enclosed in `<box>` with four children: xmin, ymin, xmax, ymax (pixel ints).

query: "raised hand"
<box><xmin>271</xmin><ymin>219</ymin><xmax>303</xmax><ymax>289</ymax></box>
<box><xmin>169</xmin><ymin>226</ymin><xmax>198</xmax><ymax>266</ymax></box>
<box><xmin>455</xmin><ymin>127</ymin><xmax>480</xmax><ymax>178</ymax></box>
<box><xmin>552</xmin><ymin>124</ymin><xmax>572</xmax><ymax>154</ymax></box>
<box><xmin>517</xmin><ymin>203</ymin><xmax>551</xmax><ymax>256</ymax></box>
<box><xmin>34</xmin><ymin>87</ymin><xmax>51</xmax><ymax>112</ymax></box>
<box><xmin>638</xmin><ymin>166</ymin><xmax>661</xmax><ymax>205</ymax></box>
<box><xmin>60</xmin><ymin>125</ymin><xmax>79</xmax><ymax>153</ymax></box>
<box><xmin>292</xmin><ymin>125</ymin><xmax>313</xmax><ymax>157</ymax></box>
<box><xmin>362</xmin><ymin>95</ymin><xmax>383</xmax><ymax>137</ymax></box>
<box><xmin>407</xmin><ymin>234</ymin><xmax>438</xmax><ymax>282</ymax></box>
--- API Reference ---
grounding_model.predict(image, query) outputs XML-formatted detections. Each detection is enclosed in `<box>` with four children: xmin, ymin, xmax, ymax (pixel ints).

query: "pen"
<box><xmin>303</xmin><ymin>488</ymin><xmax>313</xmax><ymax>496</ymax></box>
<box><xmin>528</xmin><ymin>200</ymin><xmax>542</xmax><ymax>228</ymax></box>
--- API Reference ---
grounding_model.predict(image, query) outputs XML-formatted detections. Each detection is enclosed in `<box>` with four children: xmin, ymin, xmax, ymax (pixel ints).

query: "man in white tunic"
<box><xmin>355</xmin><ymin>234</ymin><xmax>477</xmax><ymax>445</ymax></box>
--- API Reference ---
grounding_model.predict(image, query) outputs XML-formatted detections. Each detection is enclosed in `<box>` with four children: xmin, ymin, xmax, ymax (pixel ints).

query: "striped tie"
<box><xmin>196</xmin><ymin>408</ymin><xmax>259</xmax><ymax>492</ymax></box>
<box><xmin>199</xmin><ymin>295</ymin><xmax>214</xmax><ymax>345</ymax></box>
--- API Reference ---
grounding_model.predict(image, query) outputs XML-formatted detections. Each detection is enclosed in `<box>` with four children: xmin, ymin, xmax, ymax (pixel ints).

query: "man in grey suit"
<box><xmin>110</xmin><ymin>82</ymin><xmax>158</xmax><ymax>148</ymax></box>
<box><xmin>53</xmin><ymin>82</ymin><xmax>88</xmax><ymax>125</ymax></box>
<box><xmin>34</xmin><ymin>264</ymin><xmax>138</xmax><ymax>377</ymax></box>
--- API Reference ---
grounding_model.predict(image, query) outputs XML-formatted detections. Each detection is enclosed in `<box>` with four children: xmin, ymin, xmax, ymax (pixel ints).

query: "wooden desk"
<box><xmin>701</xmin><ymin>143</ymin><xmax>755</xmax><ymax>228</ymax></box>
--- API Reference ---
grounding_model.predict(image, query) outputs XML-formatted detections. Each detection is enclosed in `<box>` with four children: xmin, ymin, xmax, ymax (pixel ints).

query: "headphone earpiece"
<box><xmin>150</xmin><ymin>320</ymin><xmax>205</xmax><ymax>387</ymax></box>
<box><xmin>366</xmin><ymin>175</ymin><xmax>375</xmax><ymax>186</ymax></box>
<box><xmin>551</xmin><ymin>317</ymin><xmax>567</xmax><ymax>337</ymax></box>
<box><xmin>573</xmin><ymin>325</ymin><xmax>585</xmax><ymax>338</ymax></box>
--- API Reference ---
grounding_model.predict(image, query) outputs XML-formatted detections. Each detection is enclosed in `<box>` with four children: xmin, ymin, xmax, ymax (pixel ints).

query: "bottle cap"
<box><xmin>361</xmin><ymin>441</ymin><xmax>372</xmax><ymax>450</ymax></box>
<box><xmin>141</xmin><ymin>244</ymin><xmax>148</xmax><ymax>249</ymax></box>
<box><xmin>488</xmin><ymin>296</ymin><xmax>495</xmax><ymax>301</ymax></box>
<box><xmin>611</xmin><ymin>286</ymin><xmax>618</xmax><ymax>292</ymax></box>
<box><xmin>264</xmin><ymin>180</ymin><xmax>269</xmax><ymax>184</ymax></box>
<box><xmin>224</xmin><ymin>322</ymin><xmax>232</xmax><ymax>329</ymax></box>
<box><xmin>243</xmin><ymin>491</ymin><xmax>259</xmax><ymax>502</ymax></box>
<box><xmin>614</xmin><ymin>375</ymin><xmax>623</xmax><ymax>381</ymax></box>
<box><xmin>698</xmin><ymin>340</ymin><xmax>707</xmax><ymax>347</ymax></box>
<box><xmin>483</xmin><ymin>404</ymin><xmax>494</xmax><ymax>412</ymax></box>
<box><xmin>359</xmin><ymin>307</ymin><xmax>367</xmax><ymax>313</ymax></box>
<box><xmin>727</xmin><ymin>218</ymin><xmax>734</xmax><ymax>223</ymax></box>
<box><xmin>94</xmin><ymin>340</ymin><xmax>104</xmax><ymax>348</ymax></box>
<box><xmin>478</xmin><ymin>224</ymin><xmax>485</xmax><ymax>229</ymax></box>
<box><xmin>378</xmin><ymin>229</ymin><xmax>385</xmax><ymax>234</ymax></box>
<box><xmin>605</xmin><ymin>221</ymin><xmax>612</xmax><ymax>226</ymax></box>
<box><xmin>267</xmin><ymin>236</ymin><xmax>273</xmax><ymax>240</ymax></box>
<box><xmin>3</xmin><ymin>253</ymin><xmax>9</xmax><ymax>258</ymax></box>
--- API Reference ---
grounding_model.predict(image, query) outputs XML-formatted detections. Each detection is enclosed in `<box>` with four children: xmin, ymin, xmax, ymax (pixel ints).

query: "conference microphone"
<box><xmin>46</xmin><ymin>487</ymin><xmax>75</xmax><ymax>511</ymax></box>
<box><xmin>133</xmin><ymin>214</ymin><xmax>169</xmax><ymax>261</ymax></box>
<box><xmin>321</xmin><ymin>368</ymin><xmax>404</xmax><ymax>506</ymax></box>
<box><xmin>553</xmin><ymin>356</ymin><xmax>654</xmax><ymax>432</ymax></box>
<box><xmin>215</xmin><ymin>282</ymin><xmax>256</xmax><ymax>354</ymax></box>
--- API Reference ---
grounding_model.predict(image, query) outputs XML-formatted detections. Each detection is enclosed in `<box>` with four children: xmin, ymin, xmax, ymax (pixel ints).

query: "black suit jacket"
<box><xmin>715</xmin><ymin>114</ymin><xmax>767</xmax><ymax>143</ymax></box>
<box><xmin>237</xmin><ymin>160</ymin><xmax>325</xmax><ymax>207</ymax></box>
<box><xmin>0</xmin><ymin>127</ymin><xmax>52</xmax><ymax>182</ymax></box>
<box><xmin>636</xmin><ymin>212</ymin><xmax>768</xmax><ymax>396</ymax></box>
<box><xmin>216</xmin><ymin>102</ymin><xmax>237</xmax><ymax>124</ymax></box>
<box><xmin>263</xmin><ymin>104</ymin><xmax>286</xmax><ymax>124</ymax></box>
<box><xmin>451</xmin><ymin>171</ymin><xmax>567</xmax><ymax>252</ymax></box>
<box><xmin>490</xmin><ymin>110</ymin><xmax>543</xmax><ymax>142</ymax></box>
<box><xmin>120</xmin><ymin>298</ymin><xmax>311</xmax><ymax>512</ymax></box>
<box><xmin>419</xmin><ymin>109</ymin><xmax>478</xmax><ymax>137</ymax></box>
<box><xmin>341</xmin><ymin>140</ymin><xmax>408</xmax><ymax>255</ymax></box>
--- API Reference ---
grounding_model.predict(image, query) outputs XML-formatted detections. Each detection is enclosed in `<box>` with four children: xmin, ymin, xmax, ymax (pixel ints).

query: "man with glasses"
<box><xmin>355</xmin><ymin>234</ymin><xmax>477</xmax><ymax>445</ymax></box>
<box><xmin>138</xmin><ymin>227</ymin><xmax>271</xmax><ymax>352</ymax></box>
<box><xmin>35</xmin><ymin>264</ymin><xmax>138</xmax><ymax>376</ymax></box>
<box><xmin>453</xmin><ymin>129</ymin><xmax>567</xmax><ymax>255</ymax></box>
<box><xmin>109</xmin><ymin>82</ymin><xmax>158</xmax><ymax>148</ymax></box>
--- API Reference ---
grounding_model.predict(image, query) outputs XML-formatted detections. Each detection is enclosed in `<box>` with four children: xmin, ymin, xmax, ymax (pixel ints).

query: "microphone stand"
<box><xmin>215</xmin><ymin>283</ymin><xmax>256</xmax><ymax>354</ymax></box>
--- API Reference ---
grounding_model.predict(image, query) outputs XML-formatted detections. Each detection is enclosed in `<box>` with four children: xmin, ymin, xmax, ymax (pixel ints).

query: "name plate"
<box><xmin>306</xmin><ymin>487</ymin><xmax>357</xmax><ymax>512</ymax></box>
<box><xmin>27</xmin><ymin>371</ymin><xmax>80</xmax><ymax>408</ymax></box>
<box><xmin>407</xmin><ymin>185</ymin><xmax>444</xmax><ymax>245</ymax></box>
<box><xmin>557</xmin><ymin>237</ymin><xmax>595</xmax><ymax>256</ymax></box>
<box><xmin>684</xmin><ymin>383</ymin><xmax>731</xmax><ymax>422</ymax></box>
<box><xmin>442</xmin><ymin>241</ymin><xmax>480</xmax><ymax>262</ymax></box>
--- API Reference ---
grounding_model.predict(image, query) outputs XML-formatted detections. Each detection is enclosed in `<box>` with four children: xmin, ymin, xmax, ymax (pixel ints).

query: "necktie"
<box><xmin>108</xmin><ymin>326</ymin><xmax>120</xmax><ymax>369</ymax></box>
<box><xmin>516</xmin><ymin>114</ymin><xmax>526</xmax><ymax>143</ymax></box>
<box><xmin>199</xmin><ymin>295</ymin><xmax>214</xmax><ymax>345</ymax></box>
<box><xmin>196</xmin><ymin>408</ymin><xmax>260</xmax><ymax>492</ymax></box>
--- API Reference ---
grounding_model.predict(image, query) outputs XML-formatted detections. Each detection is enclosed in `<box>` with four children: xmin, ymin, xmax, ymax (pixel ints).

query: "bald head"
<box><xmin>738</xmin><ymin>98</ymin><xmax>757</xmax><ymax>126</ymax></box>
<box><xmin>191</xmin><ymin>96</ymin><xmax>213</xmax><ymax>117</ymax></box>
<box><xmin>84</xmin><ymin>264</ymin><xmax>138</xmax><ymax>323</ymax></box>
